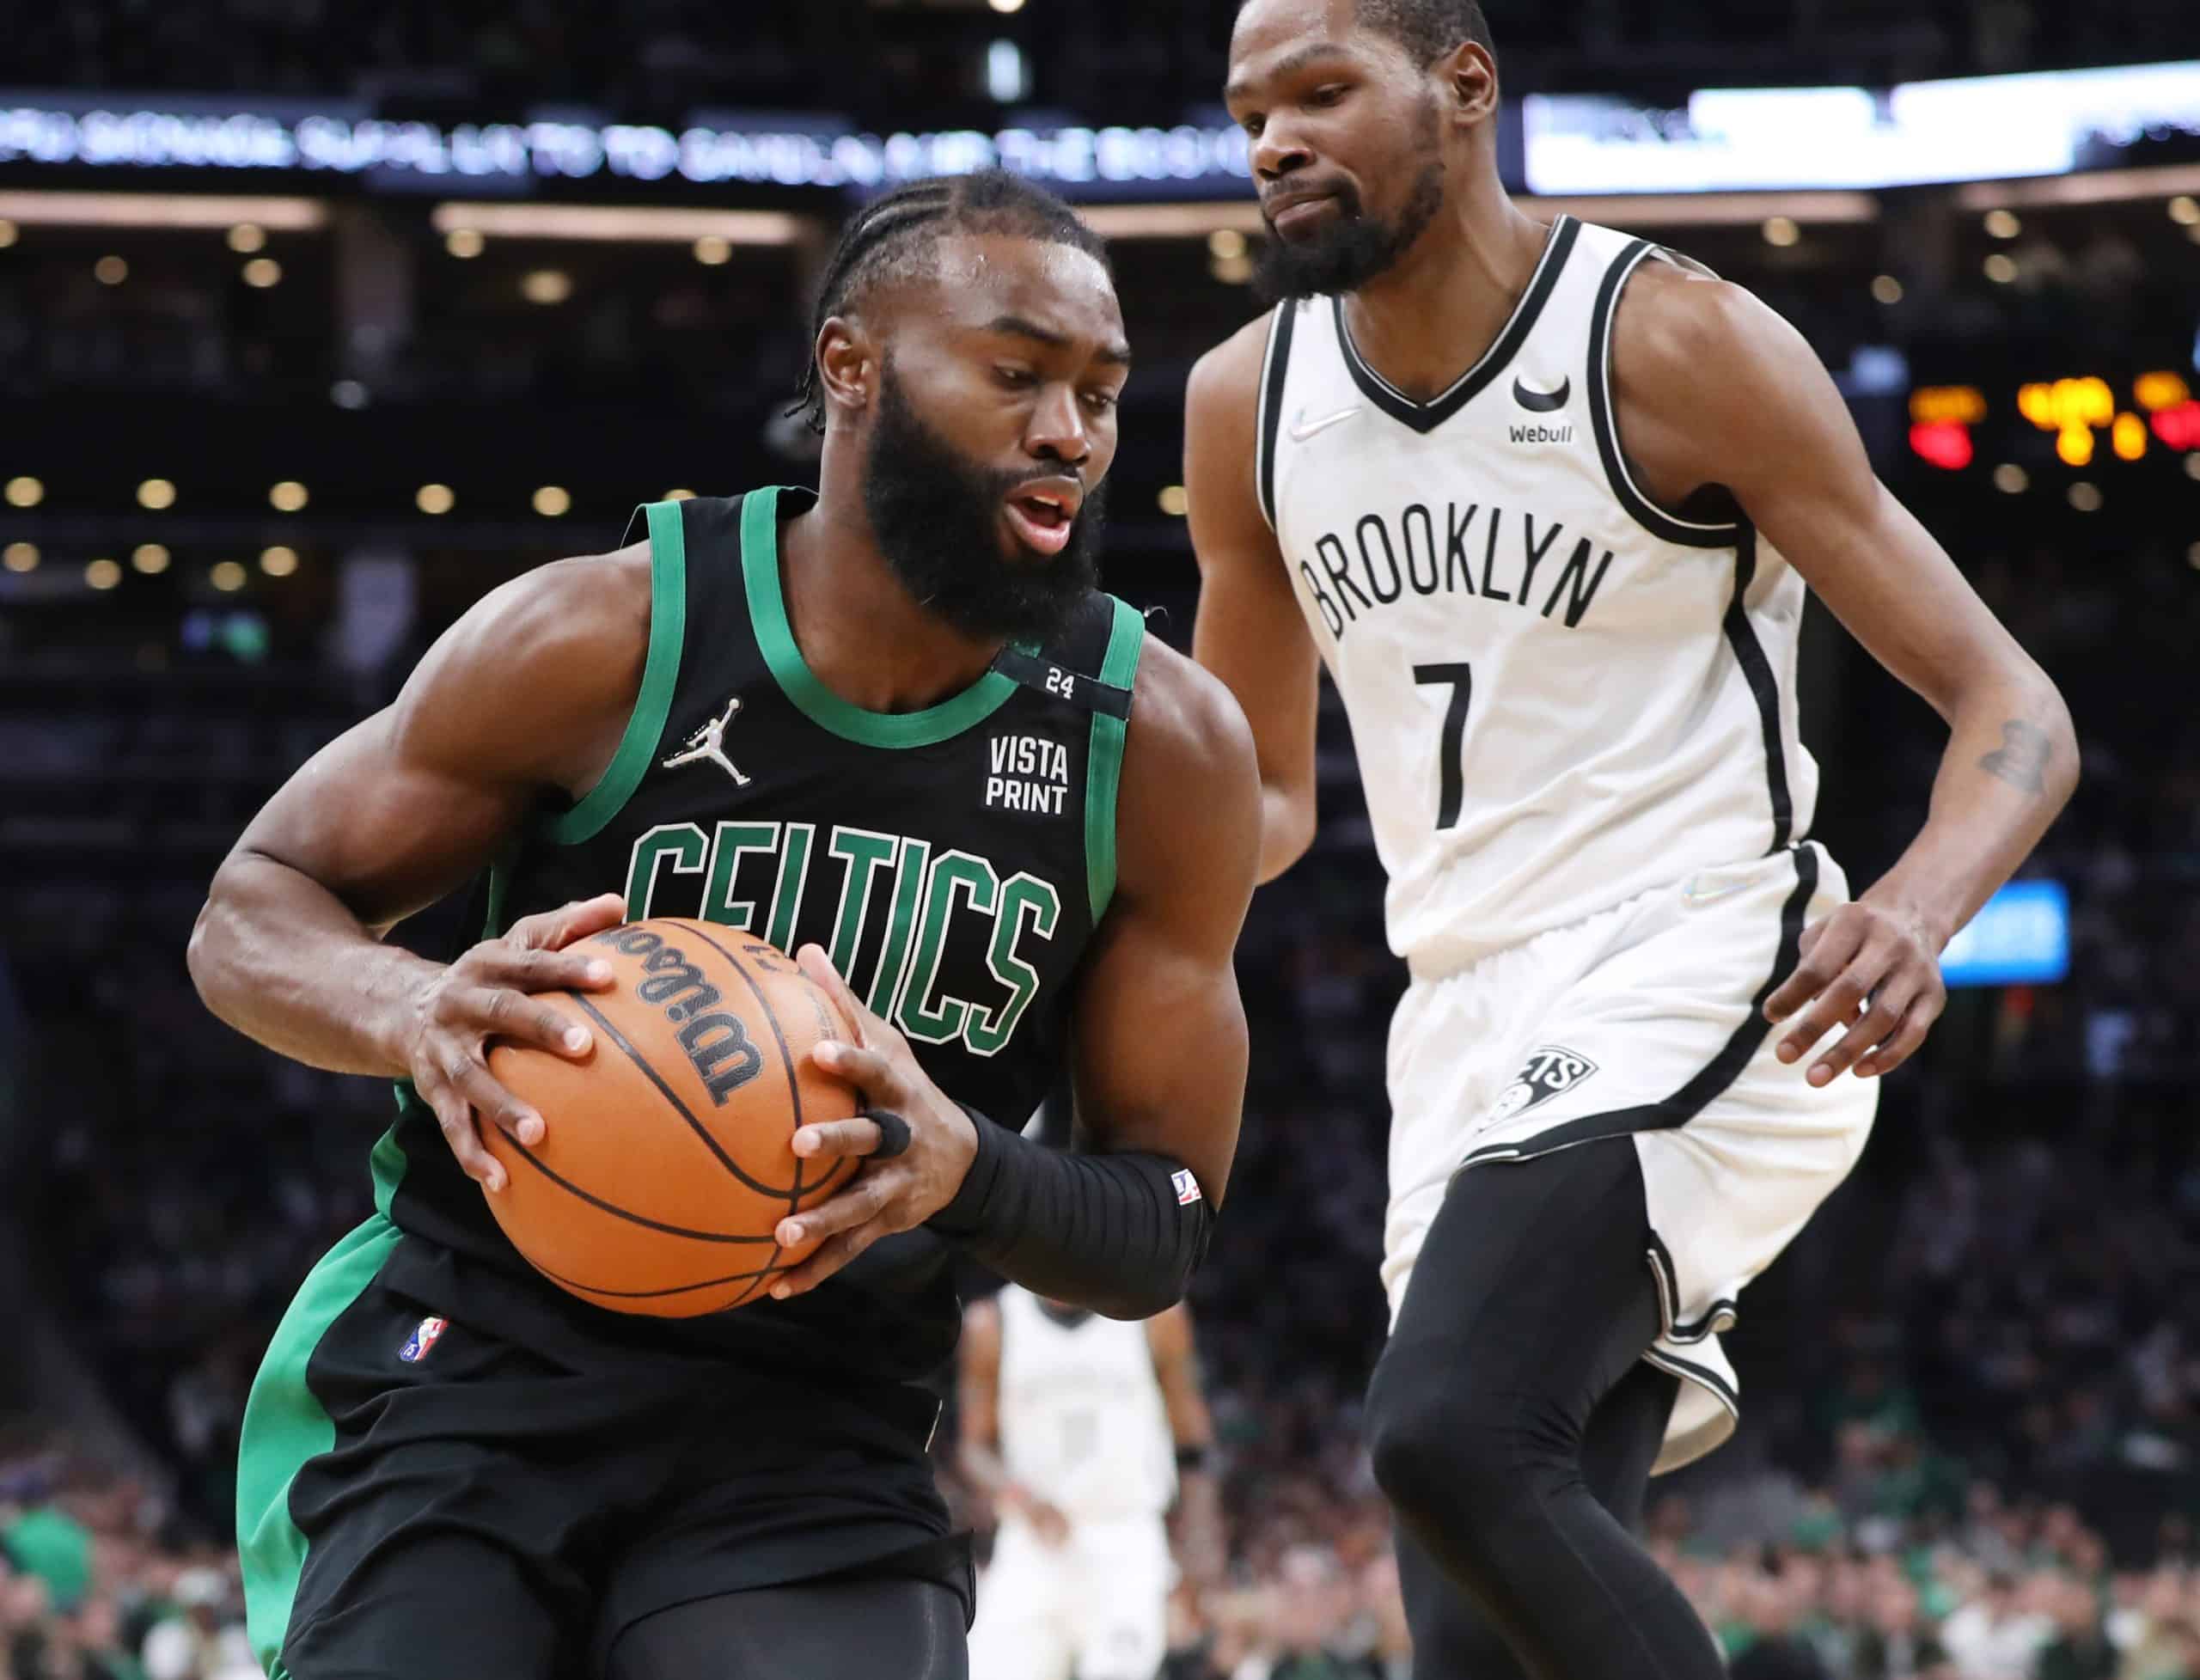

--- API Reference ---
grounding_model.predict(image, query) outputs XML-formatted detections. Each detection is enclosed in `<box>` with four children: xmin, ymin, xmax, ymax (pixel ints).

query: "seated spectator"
<box><xmin>1941</xmin><ymin>1571</ymin><xmax>2054</xmax><ymax>1679</ymax></box>
<box><xmin>1852</xmin><ymin>1576</ymin><xmax>1953</xmax><ymax>1679</ymax></box>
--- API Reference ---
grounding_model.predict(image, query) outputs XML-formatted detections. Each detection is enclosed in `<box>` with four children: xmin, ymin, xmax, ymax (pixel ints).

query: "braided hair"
<box><xmin>790</xmin><ymin>169</ymin><xmax>1112</xmax><ymax>434</ymax></box>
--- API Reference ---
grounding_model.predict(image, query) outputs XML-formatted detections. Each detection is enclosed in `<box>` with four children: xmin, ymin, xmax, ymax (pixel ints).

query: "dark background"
<box><xmin>3</xmin><ymin>1</ymin><xmax>2200</xmax><ymax>1676</ymax></box>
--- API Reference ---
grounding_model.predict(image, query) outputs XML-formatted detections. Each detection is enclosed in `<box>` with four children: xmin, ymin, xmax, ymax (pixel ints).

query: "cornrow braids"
<box><xmin>789</xmin><ymin>169</ymin><xmax>1111</xmax><ymax>434</ymax></box>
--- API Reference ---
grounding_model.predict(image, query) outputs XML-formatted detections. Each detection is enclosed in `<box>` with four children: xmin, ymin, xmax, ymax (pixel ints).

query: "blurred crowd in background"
<box><xmin>4</xmin><ymin>523</ymin><xmax>2198</xmax><ymax>1676</ymax></box>
<box><xmin>6</xmin><ymin>0</ymin><xmax>2200</xmax><ymax>1677</ymax></box>
<box><xmin>21</xmin><ymin>1422</ymin><xmax>2200</xmax><ymax>1678</ymax></box>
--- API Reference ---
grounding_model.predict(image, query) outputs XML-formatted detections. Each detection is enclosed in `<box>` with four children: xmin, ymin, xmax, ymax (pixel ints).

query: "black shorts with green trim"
<box><xmin>236</xmin><ymin>1217</ymin><xmax>969</xmax><ymax>1680</ymax></box>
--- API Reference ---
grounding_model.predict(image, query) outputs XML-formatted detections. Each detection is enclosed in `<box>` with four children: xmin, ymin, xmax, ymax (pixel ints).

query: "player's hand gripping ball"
<box><xmin>757</xmin><ymin>945</ymin><xmax>983</xmax><ymax>1303</ymax></box>
<box><xmin>479</xmin><ymin>919</ymin><xmax>864</xmax><ymax>1315</ymax></box>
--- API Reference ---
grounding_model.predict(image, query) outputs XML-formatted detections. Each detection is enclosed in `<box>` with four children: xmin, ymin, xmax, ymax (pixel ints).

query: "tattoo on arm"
<box><xmin>1978</xmin><ymin>720</ymin><xmax>2051</xmax><ymax>795</ymax></box>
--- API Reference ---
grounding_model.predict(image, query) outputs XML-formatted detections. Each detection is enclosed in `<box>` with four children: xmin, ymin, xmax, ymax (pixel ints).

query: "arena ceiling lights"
<box><xmin>1078</xmin><ymin>201</ymin><xmax>1265</xmax><ymax>240</ymax></box>
<box><xmin>0</xmin><ymin>185</ymin><xmax>1874</xmax><ymax>246</ymax></box>
<box><xmin>1953</xmin><ymin>163</ymin><xmax>2200</xmax><ymax>211</ymax></box>
<box><xmin>0</xmin><ymin>190</ymin><xmax>325</xmax><ymax>229</ymax></box>
<box><xmin>1067</xmin><ymin>192</ymin><xmax>1879</xmax><ymax>240</ymax></box>
<box><xmin>1525</xmin><ymin>191</ymin><xmax>1878</xmax><ymax>229</ymax></box>
<box><xmin>426</xmin><ymin>202</ymin><xmax>805</xmax><ymax>247</ymax></box>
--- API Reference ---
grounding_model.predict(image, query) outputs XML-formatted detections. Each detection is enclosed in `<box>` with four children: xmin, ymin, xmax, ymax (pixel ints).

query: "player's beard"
<box><xmin>1254</xmin><ymin>97</ymin><xmax>1446</xmax><ymax>303</ymax></box>
<box><xmin>861</xmin><ymin>357</ymin><xmax>1105</xmax><ymax>645</ymax></box>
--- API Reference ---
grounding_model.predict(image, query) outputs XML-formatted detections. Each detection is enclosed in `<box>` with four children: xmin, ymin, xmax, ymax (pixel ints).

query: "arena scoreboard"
<box><xmin>1908</xmin><ymin>373</ymin><xmax>2200</xmax><ymax>471</ymax></box>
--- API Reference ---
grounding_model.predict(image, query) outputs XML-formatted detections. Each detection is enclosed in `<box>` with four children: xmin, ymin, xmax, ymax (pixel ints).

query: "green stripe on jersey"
<box><xmin>742</xmin><ymin>486</ymin><xmax>1021</xmax><ymax>749</ymax></box>
<box><xmin>235</xmin><ymin>1214</ymin><xmax>403</xmax><ymax>1678</ymax></box>
<box><xmin>1084</xmin><ymin>596</ymin><xmax>1146</xmax><ymax>923</ymax></box>
<box><xmin>545</xmin><ymin>500</ymin><xmax>688</xmax><ymax>846</ymax></box>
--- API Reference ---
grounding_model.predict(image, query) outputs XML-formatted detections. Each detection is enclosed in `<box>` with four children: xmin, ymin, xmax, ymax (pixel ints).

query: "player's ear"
<box><xmin>816</xmin><ymin>316</ymin><xmax>876</xmax><ymax>419</ymax></box>
<box><xmin>1439</xmin><ymin>40</ymin><xmax>1499</xmax><ymax>126</ymax></box>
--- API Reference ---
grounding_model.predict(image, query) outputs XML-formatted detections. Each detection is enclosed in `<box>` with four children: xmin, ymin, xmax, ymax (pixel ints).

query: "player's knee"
<box><xmin>1365</xmin><ymin>1341</ymin><xmax>1520</xmax><ymax>1531</ymax></box>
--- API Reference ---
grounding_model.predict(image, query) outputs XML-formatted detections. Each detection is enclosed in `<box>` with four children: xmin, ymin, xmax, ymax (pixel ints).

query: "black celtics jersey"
<box><xmin>375</xmin><ymin>485</ymin><xmax>1145</xmax><ymax>1385</ymax></box>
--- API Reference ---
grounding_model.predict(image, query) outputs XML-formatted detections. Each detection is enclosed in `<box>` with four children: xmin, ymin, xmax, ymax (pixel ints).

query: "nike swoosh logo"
<box><xmin>1288</xmin><ymin>405</ymin><xmax>1362</xmax><ymax>443</ymax></box>
<box><xmin>1682</xmin><ymin>873</ymin><xmax>1751</xmax><ymax>906</ymax></box>
<box><xmin>1513</xmin><ymin>376</ymin><xmax>1571</xmax><ymax>412</ymax></box>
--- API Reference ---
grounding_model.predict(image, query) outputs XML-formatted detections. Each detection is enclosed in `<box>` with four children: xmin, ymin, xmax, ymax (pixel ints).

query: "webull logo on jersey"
<box><xmin>1486</xmin><ymin>1045</ymin><xmax>1600</xmax><ymax>1128</ymax></box>
<box><xmin>1293</xmin><ymin>502</ymin><xmax>1616</xmax><ymax>643</ymax></box>
<box><xmin>986</xmin><ymin>733</ymin><xmax>1071</xmax><ymax>816</ymax></box>
<box><xmin>1508</xmin><ymin>375</ymin><xmax>1575</xmax><ymax>444</ymax></box>
<box><xmin>1508</xmin><ymin>421</ymin><xmax>1575</xmax><ymax>445</ymax></box>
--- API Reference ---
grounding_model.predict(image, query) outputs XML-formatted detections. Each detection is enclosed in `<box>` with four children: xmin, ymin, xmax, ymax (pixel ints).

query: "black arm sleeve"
<box><xmin>925</xmin><ymin>1105</ymin><xmax>1214</xmax><ymax>1320</ymax></box>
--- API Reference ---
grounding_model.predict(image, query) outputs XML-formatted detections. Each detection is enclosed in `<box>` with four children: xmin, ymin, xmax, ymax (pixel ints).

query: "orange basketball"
<box><xmin>480</xmin><ymin>919</ymin><xmax>862</xmax><ymax>1316</ymax></box>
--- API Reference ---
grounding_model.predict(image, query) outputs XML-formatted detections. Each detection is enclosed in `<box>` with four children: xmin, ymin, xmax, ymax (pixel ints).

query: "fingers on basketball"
<box><xmin>477</xmin><ymin>921</ymin><xmax>863</xmax><ymax>1317</ymax></box>
<box><xmin>419</xmin><ymin>1076</ymin><xmax>500</xmax><ymax>1189</ymax></box>
<box><xmin>795</xmin><ymin>944</ymin><xmax>873</xmax><ymax>1041</ymax></box>
<box><xmin>504</xmin><ymin>893</ymin><xmax>626</xmax><ymax>953</ymax></box>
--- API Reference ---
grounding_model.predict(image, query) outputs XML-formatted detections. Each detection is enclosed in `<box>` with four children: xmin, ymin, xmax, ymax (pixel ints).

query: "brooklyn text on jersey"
<box><xmin>1292</xmin><ymin>502</ymin><xmax>1616</xmax><ymax>641</ymax></box>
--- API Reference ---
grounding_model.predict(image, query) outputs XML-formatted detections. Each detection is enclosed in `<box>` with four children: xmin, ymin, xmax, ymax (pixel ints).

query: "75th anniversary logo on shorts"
<box><xmin>1486</xmin><ymin>1045</ymin><xmax>1600</xmax><ymax>1128</ymax></box>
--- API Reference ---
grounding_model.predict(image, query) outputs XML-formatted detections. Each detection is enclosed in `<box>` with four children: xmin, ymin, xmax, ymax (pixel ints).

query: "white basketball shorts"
<box><xmin>968</xmin><ymin>1512</ymin><xmax>1170</xmax><ymax>1680</ymax></box>
<box><xmin>1384</xmin><ymin>840</ymin><xmax>1879</xmax><ymax>1473</ymax></box>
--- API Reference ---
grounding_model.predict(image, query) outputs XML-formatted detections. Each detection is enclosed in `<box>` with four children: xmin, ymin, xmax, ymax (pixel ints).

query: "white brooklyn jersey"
<box><xmin>1258</xmin><ymin>216</ymin><xmax>1819</xmax><ymax>974</ymax></box>
<box><xmin>995</xmin><ymin>1286</ymin><xmax>1175</xmax><ymax>1522</ymax></box>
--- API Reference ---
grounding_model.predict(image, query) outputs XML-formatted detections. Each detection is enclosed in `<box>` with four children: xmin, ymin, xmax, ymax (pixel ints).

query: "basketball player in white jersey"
<box><xmin>959</xmin><ymin>1289</ymin><xmax>1222</xmax><ymax>1680</ymax></box>
<box><xmin>1185</xmin><ymin>0</ymin><xmax>2078</xmax><ymax>1672</ymax></box>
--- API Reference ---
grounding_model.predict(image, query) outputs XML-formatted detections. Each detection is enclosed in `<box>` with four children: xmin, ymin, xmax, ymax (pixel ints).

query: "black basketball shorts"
<box><xmin>236</xmin><ymin>1216</ymin><xmax>971</xmax><ymax>1680</ymax></box>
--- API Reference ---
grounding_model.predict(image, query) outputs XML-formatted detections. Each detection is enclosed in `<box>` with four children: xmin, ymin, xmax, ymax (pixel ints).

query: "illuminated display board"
<box><xmin>0</xmin><ymin>95</ymin><xmax>1256</xmax><ymax>199</ymax></box>
<box><xmin>3</xmin><ymin>54</ymin><xmax>2198</xmax><ymax>201</ymax></box>
<box><xmin>1906</xmin><ymin>374</ymin><xmax>2200</xmax><ymax>470</ymax></box>
<box><xmin>1940</xmin><ymin>881</ymin><xmax>2069</xmax><ymax>988</ymax></box>
<box><xmin>1525</xmin><ymin>58</ymin><xmax>2200</xmax><ymax>194</ymax></box>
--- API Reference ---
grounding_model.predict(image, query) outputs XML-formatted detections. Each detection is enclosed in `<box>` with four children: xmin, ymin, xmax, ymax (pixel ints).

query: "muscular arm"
<box><xmin>1186</xmin><ymin>315</ymin><xmax>1323</xmax><ymax>883</ymax></box>
<box><xmin>186</xmin><ymin>548</ymin><xmax>650</xmax><ymax>1171</ymax></box>
<box><xmin>920</xmin><ymin>648</ymin><xmax>1261</xmax><ymax>1315</ymax></box>
<box><xmin>774</xmin><ymin>645</ymin><xmax>1262</xmax><ymax>1317</ymax></box>
<box><xmin>1067</xmin><ymin>639</ymin><xmax>1262</xmax><ymax>1201</ymax></box>
<box><xmin>1613</xmin><ymin>267</ymin><xmax>2079</xmax><ymax>1077</ymax></box>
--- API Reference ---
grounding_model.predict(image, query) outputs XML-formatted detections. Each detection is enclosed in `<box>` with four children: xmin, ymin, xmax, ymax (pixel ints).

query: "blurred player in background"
<box><xmin>1187</xmin><ymin>0</ymin><xmax>2080</xmax><ymax>1674</ymax></box>
<box><xmin>960</xmin><ymin>1288</ymin><xmax>1224</xmax><ymax>1680</ymax></box>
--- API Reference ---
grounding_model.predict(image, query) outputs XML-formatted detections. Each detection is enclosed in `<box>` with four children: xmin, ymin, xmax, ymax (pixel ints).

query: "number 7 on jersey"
<box><xmin>1414</xmin><ymin>663</ymin><xmax>1474</xmax><ymax>831</ymax></box>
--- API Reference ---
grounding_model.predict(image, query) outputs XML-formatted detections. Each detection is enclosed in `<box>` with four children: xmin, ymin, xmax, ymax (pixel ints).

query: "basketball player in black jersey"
<box><xmin>1188</xmin><ymin>2</ymin><xmax>2076</xmax><ymax>1677</ymax></box>
<box><xmin>189</xmin><ymin>171</ymin><xmax>1262</xmax><ymax>1680</ymax></box>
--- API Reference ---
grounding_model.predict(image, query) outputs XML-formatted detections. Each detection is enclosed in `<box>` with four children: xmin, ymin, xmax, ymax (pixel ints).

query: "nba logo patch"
<box><xmin>398</xmin><ymin>1316</ymin><xmax>449</xmax><ymax>1364</ymax></box>
<box><xmin>1171</xmin><ymin>1169</ymin><xmax>1202</xmax><ymax>1206</ymax></box>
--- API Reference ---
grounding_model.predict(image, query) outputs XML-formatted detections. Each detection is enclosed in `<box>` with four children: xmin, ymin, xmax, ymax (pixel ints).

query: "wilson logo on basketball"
<box><xmin>591</xmin><ymin>926</ymin><xmax>764</xmax><ymax>1104</ymax></box>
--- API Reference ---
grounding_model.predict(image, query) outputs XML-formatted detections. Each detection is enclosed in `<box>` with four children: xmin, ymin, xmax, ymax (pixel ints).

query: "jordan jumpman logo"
<box><xmin>662</xmin><ymin>696</ymin><xmax>753</xmax><ymax>786</ymax></box>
